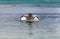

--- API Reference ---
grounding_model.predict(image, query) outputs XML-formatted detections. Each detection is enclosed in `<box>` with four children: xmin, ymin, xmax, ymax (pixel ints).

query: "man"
<box><xmin>26</xmin><ymin>13</ymin><xmax>34</xmax><ymax>20</ymax></box>
<box><xmin>20</xmin><ymin>13</ymin><xmax>39</xmax><ymax>21</ymax></box>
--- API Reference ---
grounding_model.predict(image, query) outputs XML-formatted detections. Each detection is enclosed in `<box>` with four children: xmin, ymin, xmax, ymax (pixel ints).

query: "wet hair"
<box><xmin>28</xmin><ymin>13</ymin><xmax>32</xmax><ymax>16</ymax></box>
<box><xmin>27</xmin><ymin>13</ymin><xmax>33</xmax><ymax>19</ymax></box>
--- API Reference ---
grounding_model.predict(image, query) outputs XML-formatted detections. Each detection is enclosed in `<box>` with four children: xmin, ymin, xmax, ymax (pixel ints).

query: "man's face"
<box><xmin>28</xmin><ymin>13</ymin><xmax>32</xmax><ymax>17</ymax></box>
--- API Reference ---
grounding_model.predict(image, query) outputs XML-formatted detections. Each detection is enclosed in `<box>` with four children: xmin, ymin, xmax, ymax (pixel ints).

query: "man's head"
<box><xmin>28</xmin><ymin>13</ymin><xmax>32</xmax><ymax>18</ymax></box>
<box><xmin>28</xmin><ymin>13</ymin><xmax>32</xmax><ymax>16</ymax></box>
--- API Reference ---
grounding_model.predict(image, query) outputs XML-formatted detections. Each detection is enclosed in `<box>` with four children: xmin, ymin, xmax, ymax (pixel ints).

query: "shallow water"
<box><xmin>0</xmin><ymin>13</ymin><xmax>60</xmax><ymax>39</ymax></box>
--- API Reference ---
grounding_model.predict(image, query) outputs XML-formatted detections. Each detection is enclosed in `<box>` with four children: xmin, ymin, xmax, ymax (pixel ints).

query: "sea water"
<box><xmin>0</xmin><ymin>13</ymin><xmax>59</xmax><ymax>39</ymax></box>
<box><xmin>0</xmin><ymin>3</ymin><xmax>60</xmax><ymax>39</ymax></box>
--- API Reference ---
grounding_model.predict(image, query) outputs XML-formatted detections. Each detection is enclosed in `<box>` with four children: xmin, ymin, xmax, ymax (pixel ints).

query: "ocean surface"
<box><xmin>0</xmin><ymin>3</ymin><xmax>60</xmax><ymax>39</ymax></box>
<box><xmin>0</xmin><ymin>13</ymin><xmax>60</xmax><ymax>39</ymax></box>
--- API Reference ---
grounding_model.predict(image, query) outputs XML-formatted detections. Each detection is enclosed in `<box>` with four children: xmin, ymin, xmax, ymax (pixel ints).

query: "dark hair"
<box><xmin>28</xmin><ymin>13</ymin><xmax>32</xmax><ymax>18</ymax></box>
<box><xmin>28</xmin><ymin>13</ymin><xmax>32</xmax><ymax>15</ymax></box>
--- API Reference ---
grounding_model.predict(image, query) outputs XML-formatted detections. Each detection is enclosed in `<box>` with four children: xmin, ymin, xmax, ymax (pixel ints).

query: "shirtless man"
<box><xmin>26</xmin><ymin>13</ymin><xmax>34</xmax><ymax>20</ymax></box>
<box><xmin>20</xmin><ymin>13</ymin><xmax>39</xmax><ymax>20</ymax></box>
